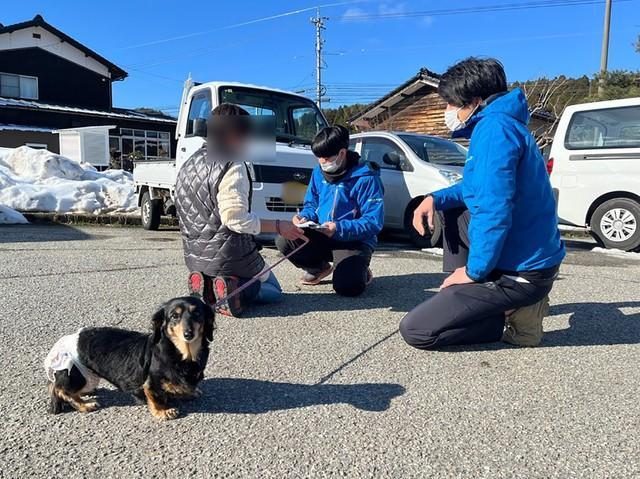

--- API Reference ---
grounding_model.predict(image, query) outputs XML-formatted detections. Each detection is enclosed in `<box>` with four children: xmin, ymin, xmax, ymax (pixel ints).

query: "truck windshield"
<box><xmin>219</xmin><ymin>86</ymin><xmax>327</xmax><ymax>145</ymax></box>
<box><xmin>399</xmin><ymin>134</ymin><xmax>467</xmax><ymax>167</ymax></box>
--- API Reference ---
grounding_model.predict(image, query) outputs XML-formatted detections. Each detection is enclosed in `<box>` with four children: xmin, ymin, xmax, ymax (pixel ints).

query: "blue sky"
<box><xmin>3</xmin><ymin>0</ymin><xmax>639</xmax><ymax>114</ymax></box>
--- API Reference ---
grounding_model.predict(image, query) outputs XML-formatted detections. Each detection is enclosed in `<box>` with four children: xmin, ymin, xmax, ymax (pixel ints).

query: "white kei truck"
<box><xmin>133</xmin><ymin>79</ymin><xmax>328</xmax><ymax>230</ymax></box>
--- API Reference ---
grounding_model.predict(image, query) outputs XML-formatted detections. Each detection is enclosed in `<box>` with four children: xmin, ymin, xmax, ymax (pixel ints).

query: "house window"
<box><xmin>119</xmin><ymin>128</ymin><xmax>171</xmax><ymax>160</ymax></box>
<box><xmin>0</xmin><ymin>73</ymin><xmax>38</xmax><ymax>100</ymax></box>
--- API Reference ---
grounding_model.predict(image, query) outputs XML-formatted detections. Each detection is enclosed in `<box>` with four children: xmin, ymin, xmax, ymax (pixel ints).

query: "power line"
<box><xmin>117</xmin><ymin>1</ymin><xmax>362</xmax><ymax>50</ymax></box>
<box><xmin>339</xmin><ymin>0</ymin><xmax>634</xmax><ymax>21</ymax></box>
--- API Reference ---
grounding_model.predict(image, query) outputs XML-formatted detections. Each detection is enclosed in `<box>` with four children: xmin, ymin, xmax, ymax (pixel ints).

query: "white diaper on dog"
<box><xmin>44</xmin><ymin>330</ymin><xmax>101</xmax><ymax>394</ymax></box>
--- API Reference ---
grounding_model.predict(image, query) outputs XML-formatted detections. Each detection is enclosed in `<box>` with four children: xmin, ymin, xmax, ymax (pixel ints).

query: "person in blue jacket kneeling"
<box><xmin>276</xmin><ymin>125</ymin><xmax>384</xmax><ymax>297</ymax></box>
<box><xmin>400</xmin><ymin>58</ymin><xmax>565</xmax><ymax>349</ymax></box>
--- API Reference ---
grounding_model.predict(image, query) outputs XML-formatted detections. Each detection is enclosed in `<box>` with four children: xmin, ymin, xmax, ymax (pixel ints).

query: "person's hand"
<box><xmin>412</xmin><ymin>196</ymin><xmax>435</xmax><ymax>236</ymax></box>
<box><xmin>278</xmin><ymin>220</ymin><xmax>306</xmax><ymax>241</ymax></box>
<box><xmin>292</xmin><ymin>214</ymin><xmax>307</xmax><ymax>226</ymax></box>
<box><xmin>319</xmin><ymin>221</ymin><xmax>337</xmax><ymax>238</ymax></box>
<box><xmin>440</xmin><ymin>266</ymin><xmax>475</xmax><ymax>289</ymax></box>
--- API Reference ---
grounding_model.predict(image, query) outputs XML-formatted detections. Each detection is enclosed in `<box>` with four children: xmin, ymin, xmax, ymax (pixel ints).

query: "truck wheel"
<box><xmin>404</xmin><ymin>205</ymin><xmax>442</xmax><ymax>248</ymax></box>
<box><xmin>590</xmin><ymin>198</ymin><xmax>640</xmax><ymax>252</ymax></box>
<box><xmin>141</xmin><ymin>191</ymin><xmax>162</xmax><ymax>231</ymax></box>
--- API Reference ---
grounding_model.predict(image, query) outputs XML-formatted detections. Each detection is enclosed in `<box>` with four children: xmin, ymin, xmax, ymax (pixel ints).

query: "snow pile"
<box><xmin>0</xmin><ymin>146</ymin><xmax>137</xmax><ymax>215</ymax></box>
<box><xmin>0</xmin><ymin>205</ymin><xmax>28</xmax><ymax>224</ymax></box>
<box><xmin>421</xmin><ymin>247</ymin><xmax>444</xmax><ymax>256</ymax></box>
<box><xmin>592</xmin><ymin>247</ymin><xmax>640</xmax><ymax>260</ymax></box>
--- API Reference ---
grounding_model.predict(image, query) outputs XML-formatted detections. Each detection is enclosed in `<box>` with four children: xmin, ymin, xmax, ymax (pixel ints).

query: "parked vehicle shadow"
<box><xmin>0</xmin><ymin>224</ymin><xmax>93</xmax><ymax>244</ymax></box>
<box><xmin>183</xmin><ymin>378</ymin><xmax>405</xmax><ymax>415</ymax></box>
<box><xmin>246</xmin><ymin>272</ymin><xmax>443</xmax><ymax>317</ymax></box>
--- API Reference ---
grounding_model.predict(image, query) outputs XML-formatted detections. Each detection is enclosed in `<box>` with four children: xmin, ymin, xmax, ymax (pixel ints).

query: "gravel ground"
<box><xmin>0</xmin><ymin>225</ymin><xmax>638</xmax><ymax>479</ymax></box>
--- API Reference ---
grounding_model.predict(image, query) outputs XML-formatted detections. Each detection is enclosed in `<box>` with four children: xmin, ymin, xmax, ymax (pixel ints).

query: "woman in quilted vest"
<box><xmin>175</xmin><ymin>103</ymin><xmax>305</xmax><ymax>317</ymax></box>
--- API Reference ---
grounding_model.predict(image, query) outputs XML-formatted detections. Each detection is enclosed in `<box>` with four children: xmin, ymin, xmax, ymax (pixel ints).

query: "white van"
<box><xmin>548</xmin><ymin>97</ymin><xmax>640</xmax><ymax>251</ymax></box>
<box><xmin>133</xmin><ymin>79</ymin><xmax>327</xmax><ymax>229</ymax></box>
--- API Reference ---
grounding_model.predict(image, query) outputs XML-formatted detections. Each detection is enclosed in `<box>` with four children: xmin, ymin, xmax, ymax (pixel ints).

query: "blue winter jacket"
<box><xmin>431</xmin><ymin>88</ymin><xmax>565</xmax><ymax>281</ymax></box>
<box><xmin>299</xmin><ymin>160</ymin><xmax>384</xmax><ymax>249</ymax></box>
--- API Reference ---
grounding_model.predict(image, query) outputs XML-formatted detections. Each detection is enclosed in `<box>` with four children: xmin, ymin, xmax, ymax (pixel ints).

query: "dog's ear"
<box><xmin>203</xmin><ymin>304</ymin><xmax>216</xmax><ymax>342</ymax></box>
<box><xmin>151</xmin><ymin>306</ymin><xmax>166</xmax><ymax>343</ymax></box>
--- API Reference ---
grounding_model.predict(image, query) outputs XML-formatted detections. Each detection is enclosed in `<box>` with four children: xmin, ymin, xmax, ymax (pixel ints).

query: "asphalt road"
<box><xmin>1</xmin><ymin>225</ymin><xmax>639</xmax><ymax>478</ymax></box>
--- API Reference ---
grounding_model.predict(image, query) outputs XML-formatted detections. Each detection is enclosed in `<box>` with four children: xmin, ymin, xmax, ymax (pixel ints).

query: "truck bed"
<box><xmin>133</xmin><ymin>159</ymin><xmax>176</xmax><ymax>189</ymax></box>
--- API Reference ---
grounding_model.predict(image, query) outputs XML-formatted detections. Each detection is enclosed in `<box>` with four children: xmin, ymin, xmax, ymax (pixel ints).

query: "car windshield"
<box><xmin>219</xmin><ymin>86</ymin><xmax>327</xmax><ymax>145</ymax></box>
<box><xmin>399</xmin><ymin>134</ymin><xmax>467</xmax><ymax>167</ymax></box>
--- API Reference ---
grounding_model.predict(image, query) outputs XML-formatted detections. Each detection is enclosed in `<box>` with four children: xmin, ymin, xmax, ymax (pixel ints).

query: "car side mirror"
<box><xmin>383</xmin><ymin>151</ymin><xmax>406</xmax><ymax>169</ymax></box>
<box><xmin>383</xmin><ymin>152</ymin><xmax>401</xmax><ymax>166</ymax></box>
<box><xmin>192</xmin><ymin>118</ymin><xmax>207</xmax><ymax>137</ymax></box>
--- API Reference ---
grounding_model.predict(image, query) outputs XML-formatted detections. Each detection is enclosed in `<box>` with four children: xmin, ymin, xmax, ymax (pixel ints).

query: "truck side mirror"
<box><xmin>192</xmin><ymin>118</ymin><xmax>207</xmax><ymax>137</ymax></box>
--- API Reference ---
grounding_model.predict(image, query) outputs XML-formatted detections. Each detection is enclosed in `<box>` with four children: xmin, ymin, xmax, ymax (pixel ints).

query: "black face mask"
<box><xmin>321</xmin><ymin>150</ymin><xmax>360</xmax><ymax>183</ymax></box>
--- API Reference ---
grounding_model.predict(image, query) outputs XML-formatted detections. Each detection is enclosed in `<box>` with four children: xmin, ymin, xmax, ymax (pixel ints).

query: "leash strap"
<box><xmin>214</xmin><ymin>235</ymin><xmax>310</xmax><ymax>308</ymax></box>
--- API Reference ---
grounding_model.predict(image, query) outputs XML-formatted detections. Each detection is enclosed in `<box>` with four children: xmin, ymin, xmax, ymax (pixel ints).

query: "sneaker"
<box><xmin>300</xmin><ymin>263</ymin><xmax>334</xmax><ymax>286</ymax></box>
<box><xmin>188</xmin><ymin>272</ymin><xmax>205</xmax><ymax>297</ymax></box>
<box><xmin>213</xmin><ymin>276</ymin><xmax>243</xmax><ymax>317</ymax></box>
<box><xmin>502</xmin><ymin>295</ymin><xmax>550</xmax><ymax>347</ymax></box>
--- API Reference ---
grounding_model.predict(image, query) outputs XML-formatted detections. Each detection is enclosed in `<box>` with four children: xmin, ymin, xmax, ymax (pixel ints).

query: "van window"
<box><xmin>565</xmin><ymin>106</ymin><xmax>640</xmax><ymax>149</ymax></box>
<box><xmin>185</xmin><ymin>91</ymin><xmax>212</xmax><ymax>137</ymax></box>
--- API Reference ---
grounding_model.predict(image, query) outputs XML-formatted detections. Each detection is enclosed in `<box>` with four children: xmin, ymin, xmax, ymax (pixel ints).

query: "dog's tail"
<box><xmin>48</xmin><ymin>381</ymin><xmax>65</xmax><ymax>414</ymax></box>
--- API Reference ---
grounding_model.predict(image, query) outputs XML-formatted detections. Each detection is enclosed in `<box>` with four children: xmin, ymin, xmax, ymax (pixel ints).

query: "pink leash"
<box><xmin>214</xmin><ymin>235</ymin><xmax>310</xmax><ymax>308</ymax></box>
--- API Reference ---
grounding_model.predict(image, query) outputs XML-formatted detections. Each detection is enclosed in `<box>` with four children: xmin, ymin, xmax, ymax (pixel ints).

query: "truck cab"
<box><xmin>133</xmin><ymin>79</ymin><xmax>327</xmax><ymax>230</ymax></box>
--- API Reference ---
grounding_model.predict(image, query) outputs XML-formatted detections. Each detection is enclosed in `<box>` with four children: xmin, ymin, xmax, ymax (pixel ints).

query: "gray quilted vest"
<box><xmin>175</xmin><ymin>147</ymin><xmax>265</xmax><ymax>278</ymax></box>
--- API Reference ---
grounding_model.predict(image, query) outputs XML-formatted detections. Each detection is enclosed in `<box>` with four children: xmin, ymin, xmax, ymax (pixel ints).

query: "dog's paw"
<box><xmin>79</xmin><ymin>401</ymin><xmax>100</xmax><ymax>413</ymax></box>
<box><xmin>153</xmin><ymin>407</ymin><xmax>179</xmax><ymax>420</ymax></box>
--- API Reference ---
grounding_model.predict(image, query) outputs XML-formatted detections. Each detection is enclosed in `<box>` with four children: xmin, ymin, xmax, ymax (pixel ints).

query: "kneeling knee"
<box><xmin>333</xmin><ymin>280</ymin><xmax>366</xmax><ymax>297</ymax></box>
<box><xmin>399</xmin><ymin>314</ymin><xmax>437</xmax><ymax>350</ymax></box>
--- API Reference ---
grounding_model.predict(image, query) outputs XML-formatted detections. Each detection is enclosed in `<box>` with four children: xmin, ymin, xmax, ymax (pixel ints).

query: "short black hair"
<box><xmin>438</xmin><ymin>57</ymin><xmax>507</xmax><ymax>107</ymax></box>
<box><xmin>311</xmin><ymin>125</ymin><xmax>349</xmax><ymax>158</ymax></box>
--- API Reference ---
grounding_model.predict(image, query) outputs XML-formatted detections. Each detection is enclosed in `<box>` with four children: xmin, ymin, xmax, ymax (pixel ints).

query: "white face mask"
<box><xmin>319</xmin><ymin>154</ymin><xmax>342</xmax><ymax>173</ymax></box>
<box><xmin>444</xmin><ymin>104</ymin><xmax>480</xmax><ymax>132</ymax></box>
<box><xmin>444</xmin><ymin>107</ymin><xmax>465</xmax><ymax>132</ymax></box>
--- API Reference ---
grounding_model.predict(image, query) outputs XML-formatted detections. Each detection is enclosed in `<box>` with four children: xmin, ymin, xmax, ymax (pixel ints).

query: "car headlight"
<box><xmin>439</xmin><ymin>169</ymin><xmax>462</xmax><ymax>185</ymax></box>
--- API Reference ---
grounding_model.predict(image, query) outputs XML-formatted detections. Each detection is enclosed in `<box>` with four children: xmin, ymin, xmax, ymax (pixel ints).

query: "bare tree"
<box><xmin>519</xmin><ymin>77</ymin><xmax>587</xmax><ymax>149</ymax></box>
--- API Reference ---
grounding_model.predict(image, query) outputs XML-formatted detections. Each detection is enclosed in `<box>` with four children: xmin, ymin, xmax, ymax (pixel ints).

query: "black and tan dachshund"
<box><xmin>45</xmin><ymin>296</ymin><xmax>215</xmax><ymax>420</ymax></box>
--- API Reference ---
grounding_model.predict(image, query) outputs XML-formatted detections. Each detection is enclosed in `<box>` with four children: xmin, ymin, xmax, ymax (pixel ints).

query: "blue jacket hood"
<box><xmin>453</xmin><ymin>88</ymin><xmax>530</xmax><ymax>139</ymax></box>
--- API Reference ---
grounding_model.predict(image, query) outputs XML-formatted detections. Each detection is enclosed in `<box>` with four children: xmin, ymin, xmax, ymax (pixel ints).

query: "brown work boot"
<box><xmin>502</xmin><ymin>295</ymin><xmax>550</xmax><ymax>347</ymax></box>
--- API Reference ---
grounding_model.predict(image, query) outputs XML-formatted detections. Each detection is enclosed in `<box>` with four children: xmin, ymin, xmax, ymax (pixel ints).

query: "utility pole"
<box><xmin>310</xmin><ymin>8</ymin><xmax>328</xmax><ymax>109</ymax></box>
<box><xmin>598</xmin><ymin>0</ymin><xmax>612</xmax><ymax>98</ymax></box>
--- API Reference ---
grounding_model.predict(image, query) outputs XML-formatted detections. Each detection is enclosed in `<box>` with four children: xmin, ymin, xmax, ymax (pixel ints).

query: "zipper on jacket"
<box><xmin>330</xmin><ymin>184</ymin><xmax>340</xmax><ymax>221</ymax></box>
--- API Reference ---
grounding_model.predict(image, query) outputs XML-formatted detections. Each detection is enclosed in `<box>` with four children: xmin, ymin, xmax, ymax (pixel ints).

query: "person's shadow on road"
<box><xmin>542</xmin><ymin>301</ymin><xmax>640</xmax><ymax>347</ymax></box>
<box><xmin>246</xmin><ymin>272</ymin><xmax>443</xmax><ymax>317</ymax></box>
<box><xmin>444</xmin><ymin>300</ymin><xmax>640</xmax><ymax>352</ymax></box>
<box><xmin>182</xmin><ymin>378</ymin><xmax>405</xmax><ymax>415</ymax></box>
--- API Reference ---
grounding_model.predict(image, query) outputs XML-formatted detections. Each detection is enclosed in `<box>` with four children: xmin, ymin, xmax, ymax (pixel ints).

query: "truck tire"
<box><xmin>141</xmin><ymin>191</ymin><xmax>162</xmax><ymax>231</ymax></box>
<box><xmin>404</xmin><ymin>205</ymin><xmax>442</xmax><ymax>248</ymax></box>
<box><xmin>590</xmin><ymin>198</ymin><xmax>640</xmax><ymax>252</ymax></box>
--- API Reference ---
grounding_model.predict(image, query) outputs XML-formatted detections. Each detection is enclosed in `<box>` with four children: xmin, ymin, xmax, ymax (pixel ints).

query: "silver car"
<box><xmin>350</xmin><ymin>131</ymin><xmax>466</xmax><ymax>247</ymax></box>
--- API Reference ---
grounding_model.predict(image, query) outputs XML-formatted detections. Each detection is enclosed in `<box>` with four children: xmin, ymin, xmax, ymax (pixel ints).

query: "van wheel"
<box><xmin>141</xmin><ymin>191</ymin><xmax>162</xmax><ymax>231</ymax></box>
<box><xmin>590</xmin><ymin>198</ymin><xmax>640</xmax><ymax>251</ymax></box>
<box><xmin>404</xmin><ymin>205</ymin><xmax>442</xmax><ymax>248</ymax></box>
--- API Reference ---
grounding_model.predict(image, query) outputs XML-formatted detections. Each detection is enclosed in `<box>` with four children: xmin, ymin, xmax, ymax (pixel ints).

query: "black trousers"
<box><xmin>399</xmin><ymin>208</ymin><xmax>558</xmax><ymax>350</ymax></box>
<box><xmin>275</xmin><ymin>230</ymin><xmax>373</xmax><ymax>297</ymax></box>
